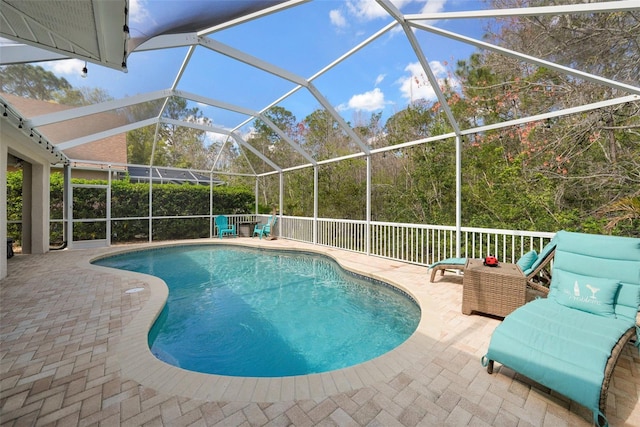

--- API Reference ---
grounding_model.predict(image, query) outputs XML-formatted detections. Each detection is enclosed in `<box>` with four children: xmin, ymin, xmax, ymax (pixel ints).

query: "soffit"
<box><xmin>0</xmin><ymin>0</ymin><xmax>128</xmax><ymax>70</ymax></box>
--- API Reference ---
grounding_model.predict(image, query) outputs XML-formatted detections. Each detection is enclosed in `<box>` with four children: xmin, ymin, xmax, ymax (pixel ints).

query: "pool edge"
<box><xmin>87</xmin><ymin>238</ymin><xmax>443</xmax><ymax>402</ymax></box>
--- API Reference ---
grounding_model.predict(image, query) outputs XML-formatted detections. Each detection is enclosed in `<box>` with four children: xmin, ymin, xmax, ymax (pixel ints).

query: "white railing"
<box><xmin>317</xmin><ymin>218</ymin><xmax>367</xmax><ymax>252</ymax></box>
<box><xmin>26</xmin><ymin>213</ymin><xmax>554</xmax><ymax>266</ymax></box>
<box><xmin>277</xmin><ymin>215</ymin><xmax>555</xmax><ymax>267</ymax></box>
<box><xmin>278</xmin><ymin>215</ymin><xmax>314</xmax><ymax>243</ymax></box>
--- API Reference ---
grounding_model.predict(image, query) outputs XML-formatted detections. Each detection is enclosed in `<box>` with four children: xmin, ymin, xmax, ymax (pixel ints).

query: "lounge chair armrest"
<box><xmin>527</xmin><ymin>279</ymin><xmax>550</xmax><ymax>296</ymax></box>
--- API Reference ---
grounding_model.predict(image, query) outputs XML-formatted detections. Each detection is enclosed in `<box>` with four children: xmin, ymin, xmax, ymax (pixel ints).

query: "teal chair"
<box><xmin>253</xmin><ymin>216</ymin><xmax>277</xmax><ymax>239</ymax></box>
<box><xmin>215</xmin><ymin>215</ymin><xmax>236</xmax><ymax>239</ymax></box>
<box><xmin>483</xmin><ymin>231</ymin><xmax>640</xmax><ymax>427</ymax></box>
<box><xmin>428</xmin><ymin>238</ymin><xmax>556</xmax><ymax>284</ymax></box>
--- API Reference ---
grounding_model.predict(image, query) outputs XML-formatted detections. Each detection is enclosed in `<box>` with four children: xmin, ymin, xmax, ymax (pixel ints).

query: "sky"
<box><xmin>39</xmin><ymin>0</ymin><xmax>489</xmax><ymax>135</ymax></box>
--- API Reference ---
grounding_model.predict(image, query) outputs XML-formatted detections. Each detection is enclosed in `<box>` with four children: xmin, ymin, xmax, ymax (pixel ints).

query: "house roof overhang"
<box><xmin>0</xmin><ymin>0</ymin><xmax>130</xmax><ymax>71</ymax></box>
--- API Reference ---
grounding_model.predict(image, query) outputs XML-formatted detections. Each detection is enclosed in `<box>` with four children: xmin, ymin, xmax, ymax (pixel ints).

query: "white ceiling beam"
<box><xmin>460</xmin><ymin>94</ymin><xmax>640</xmax><ymax>136</ymax></box>
<box><xmin>236</xmin><ymin>21</ymin><xmax>398</xmax><ymax>134</ymax></box>
<box><xmin>199</xmin><ymin>37</ymin><xmax>308</xmax><ymax>87</ymax></box>
<box><xmin>133</xmin><ymin>33</ymin><xmax>199</xmax><ymax>52</ymax></box>
<box><xmin>175</xmin><ymin>89</ymin><xmax>338</xmax><ymax>165</ymax></box>
<box><xmin>372</xmin><ymin>132</ymin><xmax>459</xmax><ymax>155</ymax></box>
<box><xmin>198</xmin><ymin>0</ymin><xmax>311</xmax><ymax>36</ymax></box>
<box><xmin>161</xmin><ymin>118</ymin><xmax>282</xmax><ymax>172</ymax></box>
<box><xmin>258</xmin><ymin>93</ymin><xmax>640</xmax><ymax>177</ymax></box>
<box><xmin>56</xmin><ymin>117</ymin><xmax>158</xmax><ymax>150</ymax></box>
<box><xmin>171</xmin><ymin>45</ymin><xmax>196</xmax><ymax>90</ymax></box>
<box><xmin>152</xmin><ymin>47</ymin><xmax>197</xmax><ymax>131</ymax></box>
<box><xmin>0</xmin><ymin>42</ymin><xmax>67</xmax><ymax>64</ymax></box>
<box><xmin>373</xmin><ymin>95</ymin><xmax>640</xmax><ymax>154</ymax></box>
<box><xmin>309</xmin><ymin>21</ymin><xmax>398</xmax><ymax>82</ymax></box>
<box><xmin>306</xmin><ymin>83</ymin><xmax>371</xmax><ymax>154</ymax></box>
<box><xmin>161</xmin><ymin>117</ymin><xmax>232</xmax><ymax>135</ymax></box>
<box><xmin>228</xmin><ymin>133</ymin><xmax>282</xmax><ymax>173</ymax></box>
<box><xmin>243</xmin><ymin>21</ymin><xmax>397</xmax><ymax>131</ymax></box>
<box><xmin>376</xmin><ymin>0</ymin><xmax>462</xmax><ymax>136</ymax></box>
<box><xmin>27</xmin><ymin>89</ymin><xmax>173</xmax><ymax>127</ymax></box>
<box><xmin>173</xmin><ymin>93</ymin><xmax>313</xmax><ymax>168</ymax></box>
<box><xmin>175</xmin><ymin>90</ymin><xmax>258</xmax><ymax>117</ymax></box>
<box><xmin>259</xmin><ymin>114</ymin><xmax>317</xmax><ymax>165</ymax></box>
<box><xmin>411</xmin><ymin>22</ymin><xmax>640</xmax><ymax>96</ymax></box>
<box><xmin>405</xmin><ymin>0</ymin><xmax>640</xmax><ymax>21</ymax></box>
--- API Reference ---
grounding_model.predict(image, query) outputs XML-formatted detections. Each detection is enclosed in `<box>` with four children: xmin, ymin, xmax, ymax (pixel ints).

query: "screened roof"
<box><xmin>1</xmin><ymin>0</ymin><xmax>639</xmax><ymax>177</ymax></box>
<box><xmin>127</xmin><ymin>165</ymin><xmax>224</xmax><ymax>185</ymax></box>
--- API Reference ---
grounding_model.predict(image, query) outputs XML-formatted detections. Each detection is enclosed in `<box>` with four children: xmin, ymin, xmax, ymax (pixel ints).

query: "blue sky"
<box><xmin>41</xmin><ymin>0</ymin><xmax>489</xmax><ymax>133</ymax></box>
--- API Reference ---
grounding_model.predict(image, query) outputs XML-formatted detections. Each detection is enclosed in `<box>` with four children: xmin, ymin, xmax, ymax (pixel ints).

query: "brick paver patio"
<box><xmin>1</xmin><ymin>239</ymin><xmax>638</xmax><ymax>426</ymax></box>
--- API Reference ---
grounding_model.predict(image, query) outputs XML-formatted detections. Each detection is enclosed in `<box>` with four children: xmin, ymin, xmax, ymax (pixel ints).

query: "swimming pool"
<box><xmin>95</xmin><ymin>245</ymin><xmax>420</xmax><ymax>377</ymax></box>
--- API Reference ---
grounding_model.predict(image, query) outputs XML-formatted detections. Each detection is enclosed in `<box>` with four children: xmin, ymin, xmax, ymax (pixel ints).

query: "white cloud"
<box><xmin>420</xmin><ymin>0</ymin><xmax>446</xmax><ymax>14</ymax></box>
<box><xmin>374</xmin><ymin>74</ymin><xmax>385</xmax><ymax>86</ymax></box>
<box><xmin>397</xmin><ymin>60</ymin><xmax>457</xmax><ymax>103</ymax></box>
<box><xmin>129</xmin><ymin>0</ymin><xmax>151</xmax><ymax>25</ymax></box>
<box><xmin>329</xmin><ymin>9</ymin><xmax>347</xmax><ymax>28</ymax></box>
<box><xmin>43</xmin><ymin>59</ymin><xmax>85</xmax><ymax>76</ymax></box>
<box><xmin>346</xmin><ymin>0</ymin><xmax>387</xmax><ymax>20</ymax></box>
<box><xmin>334</xmin><ymin>0</ymin><xmax>447</xmax><ymax>34</ymax></box>
<box><xmin>345</xmin><ymin>0</ymin><xmax>440</xmax><ymax>21</ymax></box>
<box><xmin>343</xmin><ymin>87</ymin><xmax>386</xmax><ymax>112</ymax></box>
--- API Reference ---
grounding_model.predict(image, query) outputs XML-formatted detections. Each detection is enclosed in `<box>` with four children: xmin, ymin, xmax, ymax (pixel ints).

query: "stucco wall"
<box><xmin>2</xmin><ymin>121</ymin><xmax>54</xmax><ymax>278</ymax></box>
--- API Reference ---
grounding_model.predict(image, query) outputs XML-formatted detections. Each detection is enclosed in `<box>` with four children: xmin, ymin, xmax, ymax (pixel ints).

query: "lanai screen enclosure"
<box><xmin>1</xmin><ymin>0</ymin><xmax>639</xmax><ymax>278</ymax></box>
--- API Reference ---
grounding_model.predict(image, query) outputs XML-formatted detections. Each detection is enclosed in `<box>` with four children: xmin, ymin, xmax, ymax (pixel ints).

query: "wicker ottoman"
<box><xmin>462</xmin><ymin>259</ymin><xmax>527</xmax><ymax>317</ymax></box>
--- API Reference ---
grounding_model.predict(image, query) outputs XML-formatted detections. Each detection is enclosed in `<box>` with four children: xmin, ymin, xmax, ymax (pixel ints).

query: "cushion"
<box><xmin>485</xmin><ymin>298</ymin><xmax>635</xmax><ymax>419</ymax></box>
<box><xmin>429</xmin><ymin>257</ymin><xmax>466</xmax><ymax>268</ymax></box>
<box><xmin>614</xmin><ymin>283</ymin><xmax>640</xmax><ymax>322</ymax></box>
<box><xmin>550</xmin><ymin>269</ymin><xmax>620</xmax><ymax>318</ymax></box>
<box><xmin>516</xmin><ymin>250</ymin><xmax>537</xmax><ymax>274</ymax></box>
<box><xmin>527</xmin><ymin>238</ymin><xmax>557</xmax><ymax>274</ymax></box>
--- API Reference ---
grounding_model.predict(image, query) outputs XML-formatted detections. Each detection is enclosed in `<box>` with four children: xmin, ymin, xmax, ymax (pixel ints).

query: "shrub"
<box><xmin>7</xmin><ymin>171</ymin><xmax>253</xmax><ymax>244</ymax></box>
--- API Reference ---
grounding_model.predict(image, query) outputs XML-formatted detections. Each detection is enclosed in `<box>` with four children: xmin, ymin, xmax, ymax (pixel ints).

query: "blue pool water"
<box><xmin>95</xmin><ymin>245</ymin><xmax>420</xmax><ymax>377</ymax></box>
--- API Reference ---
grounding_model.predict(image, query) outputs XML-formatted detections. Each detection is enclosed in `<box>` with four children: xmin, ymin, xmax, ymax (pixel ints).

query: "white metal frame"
<box><xmin>2</xmin><ymin>0</ymin><xmax>639</xmax><ymax>257</ymax></box>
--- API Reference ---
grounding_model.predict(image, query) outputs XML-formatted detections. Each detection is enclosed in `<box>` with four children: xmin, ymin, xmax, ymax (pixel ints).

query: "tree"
<box><xmin>126</xmin><ymin>97</ymin><xmax>213</xmax><ymax>169</ymax></box>
<box><xmin>0</xmin><ymin>64</ymin><xmax>73</xmax><ymax>101</ymax></box>
<box><xmin>476</xmin><ymin>0</ymin><xmax>640</xmax><ymax>232</ymax></box>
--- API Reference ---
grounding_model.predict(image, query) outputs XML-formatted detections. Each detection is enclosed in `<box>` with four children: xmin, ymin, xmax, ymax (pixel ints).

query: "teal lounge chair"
<box><xmin>215</xmin><ymin>215</ymin><xmax>237</xmax><ymax>239</ymax></box>
<box><xmin>428</xmin><ymin>238</ymin><xmax>556</xmax><ymax>284</ymax></box>
<box><xmin>483</xmin><ymin>231</ymin><xmax>640</xmax><ymax>427</ymax></box>
<box><xmin>253</xmin><ymin>216</ymin><xmax>277</xmax><ymax>239</ymax></box>
<box><xmin>428</xmin><ymin>257</ymin><xmax>467</xmax><ymax>282</ymax></box>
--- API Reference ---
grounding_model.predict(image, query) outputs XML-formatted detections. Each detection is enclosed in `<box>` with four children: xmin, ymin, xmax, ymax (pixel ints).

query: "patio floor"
<box><xmin>1</xmin><ymin>238</ymin><xmax>638</xmax><ymax>426</ymax></box>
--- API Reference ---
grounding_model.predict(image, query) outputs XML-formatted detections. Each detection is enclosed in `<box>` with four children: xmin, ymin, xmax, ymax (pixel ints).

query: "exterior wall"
<box><xmin>2</xmin><ymin>118</ymin><xmax>56</xmax><ymax>274</ymax></box>
<box><xmin>51</xmin><ymin>167</ymin><xmax>111</xmax><ymax>181</ymax></box>
<box><xmin>1</xmin><ymin>141</ymin><xmax>7</xmax><ymax>279</ymax></box>
<box><xmin>21</xmin><ymin>162</ymin><xmax>32</xmax><ymax>253</ymax></box>
<box><xmin>1</xmin><ymin>93</ymin><xmax>128</xmax><ymax>165</ymax></box>
<box><xmin>31</xmin><ymin>162</ymin><xmax>50</xmax><ymax>254</ymax></box>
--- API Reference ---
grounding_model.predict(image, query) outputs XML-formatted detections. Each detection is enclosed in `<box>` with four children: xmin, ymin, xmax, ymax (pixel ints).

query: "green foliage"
<box><xmin>6</xmin><ymin>171</ymin><xmax>23</xmax><ymax>245</ymax></box>
<box><xmin>0</xmin><ymin>64</ymin><xmax>72</xmax><ymax>101</ymax></box>
<box><xmin>6</xmin><ymin>172</ymin><xmax>253</xmax><ymax>244</ymax></box>
<box><xmin>317</xmin><ymin>159</ymin><xmax>367</xmax><ymax>219</ymax></box>
<box><xmin>5</xmin><ymin>8</ymin><xmax>638</xmax><ymax>240</ymax></box>
<box><xmin>126</xmin><ymin>97</ymin><xmax>213</xmax><ymax>168</ymax></box>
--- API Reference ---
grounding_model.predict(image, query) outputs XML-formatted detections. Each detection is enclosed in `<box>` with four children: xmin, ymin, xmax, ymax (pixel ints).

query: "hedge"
<box><xmin>6</xmin><ymin>171</ymin><xmax>254</xmax><ymax>245</ymax></box>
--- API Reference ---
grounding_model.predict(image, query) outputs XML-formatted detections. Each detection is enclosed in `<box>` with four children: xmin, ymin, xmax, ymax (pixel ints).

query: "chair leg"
<box><xmin>487</xmin><ymin>360</ymin><xmax>494</xmax><ymax>374</ymax></box>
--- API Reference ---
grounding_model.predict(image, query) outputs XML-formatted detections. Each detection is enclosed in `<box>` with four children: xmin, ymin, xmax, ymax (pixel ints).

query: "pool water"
<box><xmin>95</xmin><ymin>245</ymin><xmax>420</xmax><ymax>377</ymax></box>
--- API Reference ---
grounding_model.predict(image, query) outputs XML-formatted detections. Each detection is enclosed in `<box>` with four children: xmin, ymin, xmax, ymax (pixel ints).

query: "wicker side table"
<box><xmin>462</xmin><ymin>259</ymin><xmax>527</xmax><ymax>317</ymax></box>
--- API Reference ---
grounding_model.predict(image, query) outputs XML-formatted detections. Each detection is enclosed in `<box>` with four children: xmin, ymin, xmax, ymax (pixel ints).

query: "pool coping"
<box><xmin>85</xmin><ymin>238</ymin><xmax>443</xmax><ymax>402</ymax></box>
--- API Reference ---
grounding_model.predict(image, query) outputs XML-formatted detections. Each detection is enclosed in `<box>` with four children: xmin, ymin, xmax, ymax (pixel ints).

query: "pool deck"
<box><xmin>1</xmin><ymin>238</ymin><xmax>638</xmax><ymax>426</ymax></box>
